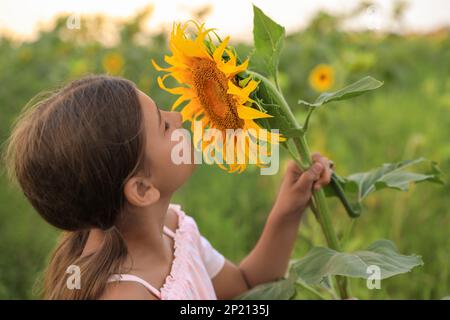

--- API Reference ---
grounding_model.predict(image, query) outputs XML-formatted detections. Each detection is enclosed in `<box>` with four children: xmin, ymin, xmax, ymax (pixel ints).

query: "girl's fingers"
<box><xmin>285</xmin><ymin>160</ymin><xmax>303</xmax><ymax>184</ymax></box>
<box><xmin>313</xmin><ymin>156</ymin><xmax>333</xmax><ymax>190</ymax></box>
<box><xmin>290</xmin><ymin>153</ymin><xmax>333</xmax><ymax>190</ymax></box>
<box><xmin>311</xmin><ymin>152</ymin><xmax>322</xmax><ymax>162</ymax></box>
<box><xmin>286</xmin><ymin>160</ymin><xmax>302</xmax><ymax>175</ymax></box>
<box><xmin>295</xmin><ymin>162</ymin><xmax>323</xmax><ymax>192</ymax></box>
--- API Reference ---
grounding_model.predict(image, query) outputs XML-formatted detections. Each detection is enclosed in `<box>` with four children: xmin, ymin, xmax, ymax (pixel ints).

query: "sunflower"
<box><xmin>152</xmin><ymin>21</ymin><xmax>283</xmax><ymax>173</ymax></box>
<box><xmin>309</xmin><ymin>64</ymin><xmax>335</xmax><ymax>92</ymax></box>
<box><xmin>103</xmin><ymin>52</ymin><xmax>124</xmax><ymax>75</ymax></box>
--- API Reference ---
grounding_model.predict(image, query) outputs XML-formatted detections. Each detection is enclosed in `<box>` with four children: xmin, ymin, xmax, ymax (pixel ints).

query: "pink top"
<box><xmin>107</xmin><ymin>203</ymin><xmax>226</xmax><ymax>300</ymax></box>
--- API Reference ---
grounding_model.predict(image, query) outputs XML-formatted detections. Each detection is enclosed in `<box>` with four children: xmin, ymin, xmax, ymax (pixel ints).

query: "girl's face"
<box><xmin>137</xmin><ymin>89</ymin><xmax>196</xmax><ymax>197</ymax></box>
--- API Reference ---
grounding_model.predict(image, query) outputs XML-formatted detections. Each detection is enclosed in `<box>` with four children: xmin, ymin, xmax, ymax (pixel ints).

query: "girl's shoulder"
<box><xmin>167</xmin><ymin>203</ymin><xmax>199</xmax><ymax>233</ymax></box>
<box><xmin>165</xmin><ymin>204</ymin><xmax>181</xmax><ymax>233</ymax></box>
<box><xmin>165</xmin><ymin>203</ymin><xmax>205</xmax><ymax>256</ymax></box>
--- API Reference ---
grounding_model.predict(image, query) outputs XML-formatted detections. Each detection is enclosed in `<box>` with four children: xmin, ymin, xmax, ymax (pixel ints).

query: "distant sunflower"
<box><xmin>309</xmin><ymin>64</ymin><xmax>335</xmax><ymax>92</ymax></box>
<box><xmin>102</xmin><ymin>52</ymin><xmax>124</xmax><ymax>75</ymax></box>
<box><xmin>152</xmin><ymin>21</ymin><xmax>283</xmax><ymax>173</ymax></box>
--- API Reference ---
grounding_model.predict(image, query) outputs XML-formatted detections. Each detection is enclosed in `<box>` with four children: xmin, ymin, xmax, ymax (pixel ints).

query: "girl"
<box><xmin>4</xmin><ymin>74</ymin><xmax>333</xmax><ymax>300</ymax></box>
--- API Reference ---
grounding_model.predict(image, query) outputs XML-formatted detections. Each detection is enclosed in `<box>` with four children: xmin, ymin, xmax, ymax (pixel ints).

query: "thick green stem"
<box><xmin>249</xmin><ymin>70</ymin><xmax>349</xmax><ymax>299</ymax></box>
<box><xmin>296</xmin><ymin>135</ymin><xmax>349</xmax><ymax>299</ymax></box>
<box><xmin>297</xmin><ymin>135</ymin><xmax>340</xmax><ymax>250</ymax></box>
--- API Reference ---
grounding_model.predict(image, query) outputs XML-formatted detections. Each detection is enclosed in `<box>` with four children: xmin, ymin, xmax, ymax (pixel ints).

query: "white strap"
<box><xmin>107</xmin><ymin>274</ymin><xmax>161</xmax><ymax>299</ymax></box>
<box><xmin>163</xmin><ymin>225</ymin><xmax>176</xmax><ymax>239</ymax></box>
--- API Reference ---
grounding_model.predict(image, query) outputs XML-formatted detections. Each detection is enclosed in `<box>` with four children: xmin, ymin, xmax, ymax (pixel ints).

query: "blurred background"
<box><xmin>0</xmin><ymin>0</ymin><xmax>449</xmax><ymax>299</ymax></box>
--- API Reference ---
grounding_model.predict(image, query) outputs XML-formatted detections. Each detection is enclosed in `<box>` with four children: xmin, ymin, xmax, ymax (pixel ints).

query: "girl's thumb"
<box><xmin>295</xmin><ymin>162</ymin><xmax>323</xmax><ymax>192</ymax></box>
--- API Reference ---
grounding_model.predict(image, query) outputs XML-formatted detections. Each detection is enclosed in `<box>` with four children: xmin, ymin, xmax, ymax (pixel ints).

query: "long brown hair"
<box><xmin>3</xmin><ymin>75</ymin><xmax>149</xmax><ymax>299</ymax></box>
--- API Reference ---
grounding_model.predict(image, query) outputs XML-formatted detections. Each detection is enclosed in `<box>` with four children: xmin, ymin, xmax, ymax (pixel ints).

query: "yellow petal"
<box><xmin>170</xmin><ymin>69</ymin><xmax>192</xmax><ymax>84</ymax></box>
<box><xmin>172</xmin><ymin>92</ymin><xmax>194</xmax><ymax>111</ymax></box>
<box><xmin>157</xmin><ymin>76</ymin><xmax>189</xmax><ymax>95</ymax></box>
<box><xmin>227</xmin><ymin>81</ymin><xmax>251</xmax><ymax>104</ymax></box>
<box><xmin>241</xmin><ymin>79</ymin><xmax>259</xmax><ymax>96</ymax></box>
<box><xmin>213</xmin><ymin>36</ymin><xmax>230</xmax><ymax>63</ymax></box>
<box><xmin>164</xmin><ymin>55</ymin><xmax>186</xmax><ymax>68</ymax></box>
<box><xmin>224</xmin><ymin>49</ymin><xmax>236</xmax><ymax>66</ymax></box>
<box><xmin>151</xmin><ymin>59</ymin><xmax>172</xmax><ymax>72</ymax></box>
<box><xmin>237</xmin><ymin>105</ymin><xmax>273</xmax><ymax>119</ymax></box>
<box><xmin>228</xmin><ymin>164</ymin><xmax>241</xmax><ymax>173</ymax></box>
<box><xmin>245</xmin><ymin>119</ymin><xmax>286</xmax><ymax>142</ymax></box>
<box><xmin>180</xmin><ymin>101</ymin><xmax>200</xmax><ymax>121</ymax></box>
<box><xmin>221</xmin><ymin>58</ymin><xmax>249</xmax><ymax>77</ymax></box>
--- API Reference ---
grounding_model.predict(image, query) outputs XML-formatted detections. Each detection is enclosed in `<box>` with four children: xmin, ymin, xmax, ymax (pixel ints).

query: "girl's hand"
<box><xmin>272</xmin><ymin>153</ymin><xmax>334</xmax><ymax>220</ymax></box>
<box><xmin>231</xmin><ymin>153</ymin><xmax>334</xmax><ymax>290</ymax></box>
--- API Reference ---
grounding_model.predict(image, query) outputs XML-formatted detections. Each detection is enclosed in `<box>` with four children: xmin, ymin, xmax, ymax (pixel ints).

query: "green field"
<box><xmin>0</xmin><ymin>9</ymin><xmax>448</xmax><ymax>299</ymax></box>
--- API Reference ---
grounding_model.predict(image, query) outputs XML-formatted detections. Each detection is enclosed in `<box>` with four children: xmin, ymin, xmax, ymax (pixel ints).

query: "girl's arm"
<box><xmin>212</xmin><ymin>154</ymin><xmax>333</xmax><ymax>299</ymax></box>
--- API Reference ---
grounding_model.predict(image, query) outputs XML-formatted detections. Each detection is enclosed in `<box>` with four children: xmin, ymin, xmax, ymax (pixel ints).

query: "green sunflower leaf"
<box><xmin>298</xmin><ymin>76</ymin><xmax>383</xmax><ymax>107</ymax></box>
<box><xmin>253</xmin><ymin>80</ymin><xmax>293</xmax><ymax>136</ymax></box>
<box><xmin>252</xmin><ymin>5</ymin><xmax>285</xmax><ymax>82</ymax></box>
<box><xmin>290</xmin><ymin>239</ymin><xmax>424</xmax><ymax>285</ymax></box>
<box><xmin>324</xmin><ymin>158</ymin><xmax>444</xmax><ymax>213</ymax></box>
<box><xmin>235</xmin><ymin>276</ymin><xmax>296</xmax><ymax>300</ymax></box>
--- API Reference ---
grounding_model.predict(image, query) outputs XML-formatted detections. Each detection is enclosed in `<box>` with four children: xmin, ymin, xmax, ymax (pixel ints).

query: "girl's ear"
<box><xmin>124</xmin><ymin>176</ymin><xmax>160</xmax><ymax>207</ymax></box>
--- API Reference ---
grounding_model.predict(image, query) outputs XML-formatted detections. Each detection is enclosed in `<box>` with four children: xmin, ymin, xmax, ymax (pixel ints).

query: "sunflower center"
<box><xmin>191</xmin><ymin>58</ymin><xmax>244</xmax><ymax>130</ymax></box>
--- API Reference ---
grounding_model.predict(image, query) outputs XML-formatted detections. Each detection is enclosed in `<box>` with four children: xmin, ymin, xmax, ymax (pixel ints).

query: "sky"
<box><xmin>1</xmin><ymin>0</ymin><xmax>449</xmax><ymax>42</ymax></box>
